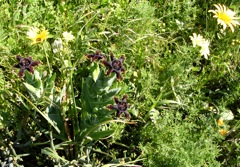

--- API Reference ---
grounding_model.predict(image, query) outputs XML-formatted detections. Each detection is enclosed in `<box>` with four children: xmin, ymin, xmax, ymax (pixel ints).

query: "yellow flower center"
<box><xmin>217</xmin><ymin>12</ymin><xmax>231</xmax><ymax>23</ymax></box>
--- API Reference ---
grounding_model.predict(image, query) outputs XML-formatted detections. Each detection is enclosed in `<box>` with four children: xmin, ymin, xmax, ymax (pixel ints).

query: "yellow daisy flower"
<box><xmin>27</xmin><ymin>27</ymin><xmax>49</xmax><ymax>45</ymax></box>
<box><xmin>209</xmin><ymin>4</ymin><xmax>240</xmax><ymax>32</ymax></box>
<box><xmin>62</xmin><ymin>31</ymin><xmax>75</xmax><ymax>42</ymax></box>
<box><xmin>217</xmin><ymin>118</ymin><xmax>224</xmax><ymax>126</ymax></box>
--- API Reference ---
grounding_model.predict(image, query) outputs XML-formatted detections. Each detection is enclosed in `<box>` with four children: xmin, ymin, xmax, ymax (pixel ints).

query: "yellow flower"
<box><xmin>219</xmin><ymin>129</ymin><xmax>227</xmax><ymax>135</ymax></box>
<box><xmin>217</xmin><ymin>118</ymin><xmax>224</xmax><ymax>126</ymax></box>
<box><xmin>209</xmin><ymin>4</ymin><xmax>240</xmax><ymax>32</ymax></box>
<box><xmin>62</xmin><ymin>31</ymin><xmax>75</xmax><ymax>42</ymax></box>
<box><xmin>209</xmin><ymin>106</ymin><xmax>214</xmax><ymax>111</ymax></box>
<box><xmin>27</xmin><ymin>27</ymin><xmax>49</xmax><ymax>45</ymax></box>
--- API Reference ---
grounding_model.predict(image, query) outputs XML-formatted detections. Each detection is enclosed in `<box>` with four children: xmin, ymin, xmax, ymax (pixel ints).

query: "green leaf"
<box><xmin>47</xmin><ymin>105</ymin><xmax>67</xmax><ymax>140</ymax></box>
<box><xmin>82</xmin><ymin>130</ymin><xmax>115</xmax><ymax>144</ymax></box>
<box><xmin>157</xmin><ymin>100</ymin><xmax>183</xmax><ymax>105</ymax></box>
<box><xmin>34</xmin><ymin>70</ymin><xmax>41</xmax><ymax>80</ymax></box>
<box><xmin>79</xmin><ymin>118</ymin><xmax>128</xmax><ymax>144</ymax></box>
<box><xmin>92</xmin><ymin>62</ymin><xmax>100</xmax><ymax>82</ymax></box>
<box><xmin>89</xmin><ymin>130</ymin><xmax>114</xmax><ymax>140</ymax></box>
<box><xmin>23</xmin><ymin>82</ymin><xmax>41</xmax><ymax>99</ymax></box>
<box><xmin>12</xmin><ymin>88</ymin><xmax>60</xmax><ymax>134</ymax></box>
<box><xmin>41</xmin><ymin>147</ymin><xmax>68</xmax><ymax>163</ymax></box>
<box><xmin>81</xmin><ymin>70</ymin><xmax>119</xmax><ymax>130</ymax></box>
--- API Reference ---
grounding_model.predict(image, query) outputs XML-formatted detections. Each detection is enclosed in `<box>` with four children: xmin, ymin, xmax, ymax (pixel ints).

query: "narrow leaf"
<box><xmin>23</xmin><ymin>82</ymin><xmax>41</xmax><ymax>98</ymax></box>
<box><xmin>92</xmin><ymin>63</ymin><xmax>100</xmax><ymax>82</ymax></box>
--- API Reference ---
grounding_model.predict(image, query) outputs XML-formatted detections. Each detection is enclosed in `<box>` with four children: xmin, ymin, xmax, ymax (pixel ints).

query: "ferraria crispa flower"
<box><xmin>102</xmin><ymin>52</ymin><xmax>125</xmax><ymax>80</ymax></box>
<box><xmin>209</xmin><ymin>4</ymin><xmax>240</xmax><ymax>32</ymax></box>
<box><xmin>27</xmin><ymin>27</ymin><xmax>49</xmax><ymax>45</ymax></box>
<box><xmin>14</xmin><ymin>55</ymin><xmax>40</xmax><ymax>77</ymax></box>
<box><xmin>62</xmin><ymin>31</ymin><xmax>75</xmax><ymax>42</ymax></box>
<box><xmin>107</xmin><ymin>95</ymin><xmax>130</xmax><ymax>119</ymax></box>
<box><xmin>190</xmin><ymin>33</ymin><xmax>210</xmax><ymax>59</ymax></box>
<box><xmin>87</xmin><ymin>50</ymin><xmax>106</xmax><ymax>61</ymax></box>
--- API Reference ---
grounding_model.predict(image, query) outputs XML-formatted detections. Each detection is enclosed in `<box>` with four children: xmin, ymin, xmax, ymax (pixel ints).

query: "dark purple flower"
<box><xmin>87</xmin><ymin>50</ymin><xmax>106</xmax><ymax>61</ymax></box>
<box><xmin>14</xmin><ymin>55</ymin><xmax>40</xmax><ymax>77</ymax></box>
<box><xmin>107</xmin><ymin>95</ymin><xmax>130</xmax><ymax>119</ymax></box>
<box><xmin>102</xmin><ymin>52</ymin><xmax>125</xmax><ymax>80</ymax></box>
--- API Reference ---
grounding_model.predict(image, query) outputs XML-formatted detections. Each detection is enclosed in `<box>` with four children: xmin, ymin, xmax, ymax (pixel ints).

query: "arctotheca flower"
<box><xmin>62</xmin><ymin>31</ymin><xmax>75</xmax><ymax>42</ymax></box>
<box><xmin>199</xmin><ymin>40</ymin><xmax>210</xmax><ymax>59</ymax></box>
<box><xmin>27</xmin><ymin>27</ymin><xmax>49</xmax><ymax>45</ymax></box>
<box><xmin>190</xmin><ymin>33</ymin><xmax>205</xmax><ymax>47</ymax></box>
<box><xmin>190</xmin><ymin>33</ymin><xmax>210</xmax><ymax>59</ymax></box>
<box><xmin>209</xmin><ymin>4</ymin><xmax>240</xmax><ymax>32</ymax></box>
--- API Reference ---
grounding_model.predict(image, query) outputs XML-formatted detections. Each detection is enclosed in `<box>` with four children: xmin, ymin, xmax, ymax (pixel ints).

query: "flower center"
<box><xmin>118</xmin><ymin>102</ymin><xmax>127</xmax><ymax>111</ymax></box>
<box><xmin>36</xmin><ymin>37</ymin><xmax>42</xmax><ymax>42</ymax></box>
<box><xmin>112</xmin><ymin>60</ymin><xmax>122</xmax><ymax>70</ymax></box>
<box><xmin>218</xmin><ymin>12</ymin><xmax>231</xmax><ymax>23</ymax></box>
<box><xmin>20</xmin><ymin>59</ymin><xmax>31</xmax><ymax>68</ymax></box>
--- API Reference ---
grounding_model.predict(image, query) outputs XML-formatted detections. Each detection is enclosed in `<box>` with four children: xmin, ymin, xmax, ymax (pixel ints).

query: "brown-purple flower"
<box><xmin>107</xmin><ymin>95</ymin><xmax>130</xmax><ymax>119</ymax></box>
<box><xmin>102</xmin><ymin>52</ymin><xmax>125</xmax><ymax>80</ymax></box>
<box><xmin>87</xmin><ymin>50</ymin><xmax>106</xmax><ymax>61</ymax></box>
<box><xmin>14</xmin><ymin>55</ymin><xmax>40</xmax><ymax>77</ymax></box>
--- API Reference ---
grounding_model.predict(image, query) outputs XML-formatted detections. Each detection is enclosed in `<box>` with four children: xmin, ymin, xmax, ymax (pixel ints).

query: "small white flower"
<box><xmin>52</xmin><ymin>38</ymin><xmax>63</xmax><ymax>53</ymax></box>
<box><xmin>190</xmin><ymin>33</ymin><xmax>210</xmax><ymax>59</ymax></box>
<box><xmin>27</xmin><ymin>27</ymin><xmax>39</xmax><ymax>39</ymax></box>
<box><xmin>62</xmin><ymin>31</ymin><xmax>75</xmax><ymax>42</ymax></box>
<box><xmin>199</xmin><ymin>40</ymin><xmax>210</xmax><ymax>59</ymax></box>
<box><xmin>190</xmin><ymin>33</ymin><xmax>205</xmax><ymax>47</ymax></box>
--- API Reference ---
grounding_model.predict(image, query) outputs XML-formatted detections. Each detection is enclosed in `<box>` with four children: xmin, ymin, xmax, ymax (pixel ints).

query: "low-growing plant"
<box><xmin>1</xmin><ymin>0</ymin><xmax>240</xmax><ymax>166</ymax></box>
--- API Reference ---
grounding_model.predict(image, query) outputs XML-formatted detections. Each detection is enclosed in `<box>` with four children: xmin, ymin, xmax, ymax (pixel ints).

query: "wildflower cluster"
<box><xmin>14</xmin><ymin>26</ymin><xmax>76</xmax><ymax>77</ymax></box>
<box><xmin>217</xmin><ymin>118</ymin><xmax>227</xmax><ymax>136</ymax></box>
<box><xmin>189</xmin><ymin>4</ymin><xmax>239</xmax><ymax>60</ymax></box>
<box><xmin>87</xmin><ymin>51</ymin><xmax>130</xmax><ymax>119</ymax></box>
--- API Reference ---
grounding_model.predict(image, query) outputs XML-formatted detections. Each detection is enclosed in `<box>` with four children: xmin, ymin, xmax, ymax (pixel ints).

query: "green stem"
<box><xmin>67</xmin><ymin>55</ymin><xmax>79</xmax><ymax>159</ymax></box>
<box><xmin>50</xmin><ymin>130</ymin><xmax>56</xmax><ymax>153</ymax></box>
<box><xmin>42</xmin><ymin>42</ymin><xmax>51</xmax><ymax>74</ymax></box>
